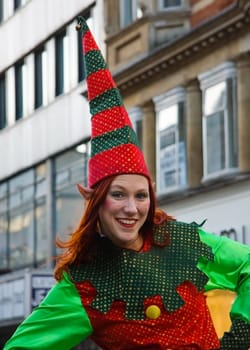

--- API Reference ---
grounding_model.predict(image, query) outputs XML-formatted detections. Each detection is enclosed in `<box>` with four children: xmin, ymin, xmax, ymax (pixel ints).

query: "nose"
<box><xmin>124</xmin><ymin>197</ymin><xmax>137</xmax><ymax>214</ymax></box>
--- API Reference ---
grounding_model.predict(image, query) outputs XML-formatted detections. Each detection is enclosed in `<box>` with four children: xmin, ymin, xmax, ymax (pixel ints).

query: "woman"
<box><xmin>4</xmin><ymin>16</ymin><xmax>250</xmax><ymax>350</ymax></box>
<box><xmin>4</xmin><ymin>173</ymin><xmax>250</xmax><ymax>349</ymax></box>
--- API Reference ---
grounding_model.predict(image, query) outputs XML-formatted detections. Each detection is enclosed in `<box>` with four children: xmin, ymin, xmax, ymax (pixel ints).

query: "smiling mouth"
<box><xmin>117</xmin><ymin>219</ymin><xmax>137</xmax><ymax>226</ymax></box>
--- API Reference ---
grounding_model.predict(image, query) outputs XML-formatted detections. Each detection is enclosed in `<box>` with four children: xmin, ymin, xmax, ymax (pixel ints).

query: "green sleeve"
<box><xmin>4</xmin><ymin>272</ymin><xmax>93</xmax><ymax>349</ymax></box>
<box><xmin>198</xmin><ymin>228</ymin><xmax>250</xmax><ymax>324</ymax></box>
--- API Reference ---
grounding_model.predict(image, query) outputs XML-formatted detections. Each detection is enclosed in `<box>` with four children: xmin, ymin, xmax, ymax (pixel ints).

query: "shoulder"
<box><xmin>153</xmin><ymin>219</ymin><xmax>200</xmax><ymax>243</ymax></box>
<box><xmin>153</xmin><ymin>220</ymin><xmax>214</xmax><ymax>260</ymax></box>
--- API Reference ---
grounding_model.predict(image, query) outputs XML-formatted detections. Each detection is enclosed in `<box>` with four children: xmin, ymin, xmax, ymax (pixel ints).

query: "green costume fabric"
<box><xmin>199</xmin><ymin>228</ymin><xmax>250</xmax><ymax>323</ymax></box>
<box><xmin>69</xmin><ymin>221</ymin><xmax>214</xmax><ymax>319</ymax></box>
<box><xmin>4</xmin><ymin>272</ymin><xmax>93</xmax><ymax>349</ymax></box>
<box><xmin>3</xmin><ymin>224</ymin><xmax>250</xmax><ymax>350</ymax></box>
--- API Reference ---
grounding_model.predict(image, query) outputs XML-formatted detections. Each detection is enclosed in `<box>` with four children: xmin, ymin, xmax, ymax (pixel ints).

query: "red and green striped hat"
<box><xmin>76</xmin><ymin>16</ymin><xmax>150</xmax><ymax>188</ymax></box>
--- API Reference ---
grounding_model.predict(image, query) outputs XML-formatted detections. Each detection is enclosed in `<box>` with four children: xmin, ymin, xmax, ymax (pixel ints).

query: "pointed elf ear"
<box><xmin>77</xmin><ymin>183</ymin><xmax>94</xmax><ymax>200</ymax></box>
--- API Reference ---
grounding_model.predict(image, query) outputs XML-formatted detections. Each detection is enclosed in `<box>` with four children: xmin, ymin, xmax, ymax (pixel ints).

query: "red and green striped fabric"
<box><xmin>77</xmin><ymin>16</ymin><xmax>150</xmax><ymax>188</ymax></box>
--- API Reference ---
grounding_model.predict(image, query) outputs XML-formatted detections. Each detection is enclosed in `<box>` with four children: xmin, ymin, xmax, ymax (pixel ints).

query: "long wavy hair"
<box><xmin>54</xmin><ymin>175</ymin><xmax>174</xmax><ymax>281</ymax></box>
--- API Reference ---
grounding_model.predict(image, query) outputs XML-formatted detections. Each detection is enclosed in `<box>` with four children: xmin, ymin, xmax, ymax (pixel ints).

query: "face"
<box><xmin>98</xmin><ymin>174</ymin><xmax>150</xmax><ymax>251</ymax></box>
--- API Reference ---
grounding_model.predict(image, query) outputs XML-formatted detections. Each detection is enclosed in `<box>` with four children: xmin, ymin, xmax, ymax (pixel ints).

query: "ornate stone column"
<box><xmin>141</xmin><ymin>100</ymin><xmax>156</xmax><ymax>183</ymax></box>
<box><xmin>237</xmin><ymin>54</ymin><xmax>250</xmax><ymax>173</ymax></box>
<box><xmin>186</xmin><ymin>79</ymin><xmax>203</xmax><ymax>188</ymax></box>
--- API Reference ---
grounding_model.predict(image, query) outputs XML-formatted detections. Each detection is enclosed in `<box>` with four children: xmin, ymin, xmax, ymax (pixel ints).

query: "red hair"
<box><xmin>54</xmin><ymin>175</ymin><xmax>174</xmax><ymax>281</ymax></box>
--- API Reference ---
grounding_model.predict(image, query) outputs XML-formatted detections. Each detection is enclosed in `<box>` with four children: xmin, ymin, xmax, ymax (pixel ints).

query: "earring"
<box><xmin>96</xmin><ymin>220</ymin><xmax>105</xmax><ymax>238</ymax></box>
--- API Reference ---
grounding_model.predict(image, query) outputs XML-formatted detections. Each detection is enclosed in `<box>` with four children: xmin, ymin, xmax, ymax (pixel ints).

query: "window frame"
<box><xmin>55</xmin><ymin>29</ymin><xmax>66</xmax><ymax>97</ymax></box>
<box><xmin>34</xmin><ymin>46</ymin><xmax>46</xmax><ymax>109</ymax></box>
<box><xmin>77</xmin><ymin>27</ymin><xmax>85</xmax><ymax>83</ymax></box>
<box><xmin>15</xmin><ymin>60</ymin><xmax>25</xmax><ymax>121</ymax></box>
<box><xmin>8</xmin><ymin>169</ymin><xmax>35</xmax><ymax>270</ymax></box>
<box><xmin>0</xmin><ymin>0</ymin><xmax>3</xmax><ymax>23</ymax></box>
<box><xmin>120</xmin><ymin>0</ymin><xmax>141</xmax><ymax>28</ymax></box>
<box><xmin>0</xmin><ymin>182</ymin><xmax>8</xmax><ymax>271</ymax></box>
<box><xmin>154</xmin><ymin>87</ymin><xmax>187</xmax><ymax>195</ymax></box>
<box><xmin>54</xmin><ymin>142</ymin><xmax>90</xmax><ymax>249</ymax></box>
<box><xmin>14</xmin><ymin>0</ymin><xmax>22</xmax><ymax>11</ymax></box>
<box><xmin>77</xmin><ymin>10</ymin><xmax>91</xmax><ymax>83</ymax></box>
<box><xmin>128</xmin><ymin>106</ymin><xmax>143</xmax><ymax>147</ymax></box>
<box><xmin>0</xmin><ymin>72</ymin><xmax>6</xmax><ymax>129</ymax></box>
<box><xmin>199</xmin><ymin>62</ymin><xmax>238</xmax><ymax>181</ymax></box>
<box><xmin>34</xmin><ymin>163</ymin><xmax>48</xmax><ymax>267</ymax></box>
<box><xmin>158</xmin><ymin>0</ymin><xmax>184</xmax><ymax>10</ymax></box>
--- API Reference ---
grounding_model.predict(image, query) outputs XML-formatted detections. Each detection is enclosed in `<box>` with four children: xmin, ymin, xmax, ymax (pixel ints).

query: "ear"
<box><xmin>77</xmin><ymin>183</ymin><xmax>94</xmax><ymax>200</ymax></box>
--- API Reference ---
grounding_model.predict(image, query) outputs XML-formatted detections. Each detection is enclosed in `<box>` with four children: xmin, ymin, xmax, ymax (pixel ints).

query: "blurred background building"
<box><xmin>0</xmin><ymin>0</ymin><xmax>250</xmax><ymax>349</ymax></box>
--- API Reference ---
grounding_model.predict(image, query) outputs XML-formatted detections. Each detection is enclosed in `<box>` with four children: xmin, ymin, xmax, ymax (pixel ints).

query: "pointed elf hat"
<box><xmin>76</xmin><ymin>16</ymin><xmax>150</xmax><ymax>188</ymax></box>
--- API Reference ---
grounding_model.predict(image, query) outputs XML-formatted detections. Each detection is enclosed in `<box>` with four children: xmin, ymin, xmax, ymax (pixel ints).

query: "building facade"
<box><xmin>0</xmin><ymin>0</ymin><xmax>250</xmax><ymax>348</ymax></box>
<box><xmin>0</xmin><ymin>0</ymin><xmax>103</xmax><ymax>348</ymax></box>
<box><xmin>103</xmin><ymin>0</ymin><xmax>250</xmax><ymax>339</ymax></box>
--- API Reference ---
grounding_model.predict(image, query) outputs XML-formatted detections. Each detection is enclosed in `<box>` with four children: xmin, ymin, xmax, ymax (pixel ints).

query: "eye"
<box><xmin>110</xmin><ymin>191</ymin><xmax>124</xmax><ymax>199</ymax></box>
<box><xmin>136</xmin><ymin>192</ymin><xmax>149</xmax><ymax>200</ymax></box>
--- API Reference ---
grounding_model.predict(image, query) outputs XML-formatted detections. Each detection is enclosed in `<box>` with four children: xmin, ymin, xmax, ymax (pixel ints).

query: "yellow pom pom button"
<box><xmin>145</xmin><ymin>305</ymin><xmax>161</xmax><ymax>319</ymax></box>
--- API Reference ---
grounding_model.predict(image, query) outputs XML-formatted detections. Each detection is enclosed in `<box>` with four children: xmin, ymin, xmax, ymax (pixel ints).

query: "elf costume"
<box><xmin>4</xmin><ymin>17</ymin><xmax>250</xmax><ymax>350</ymax></box>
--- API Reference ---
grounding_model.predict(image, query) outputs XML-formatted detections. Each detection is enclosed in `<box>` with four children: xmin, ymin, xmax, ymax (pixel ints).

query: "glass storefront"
<box><xmin>0</xmin><ymin>141</ymin><xmax>90</xmax><ymax>272</ymax></box>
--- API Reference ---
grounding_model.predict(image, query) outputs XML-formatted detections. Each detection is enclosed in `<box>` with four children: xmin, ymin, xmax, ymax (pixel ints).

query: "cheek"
<box><xmin>102</xmin><ymin>197</ymin><xmax>119</xmax><ymax>213</ymax></box>
<box><xmin>140</xmin><ymin>201</ymin><xmax>151</xmax><ymax>216</ymax></box>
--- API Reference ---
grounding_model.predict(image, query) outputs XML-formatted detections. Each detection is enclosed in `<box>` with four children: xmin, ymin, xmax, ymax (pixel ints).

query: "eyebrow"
<box><xmin>110</xmin><ymin>185</ymin><xmax>149</xmax><ymax>192</ymax></box>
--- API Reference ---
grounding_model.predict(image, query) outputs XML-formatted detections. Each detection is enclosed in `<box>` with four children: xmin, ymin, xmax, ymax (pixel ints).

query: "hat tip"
<box><xmin>75</xmin><ymin>23</ymin><xmax>81</xmax><ymax>31</ymax></box>
<box><xmin>75</xmin><ymin>16</ymin><xmax>85</xmax><ymax>31</ymax></box>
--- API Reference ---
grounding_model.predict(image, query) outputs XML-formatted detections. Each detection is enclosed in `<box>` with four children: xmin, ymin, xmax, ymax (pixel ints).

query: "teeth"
<box><xmin>119</xmin><ymin>219</ymin><xmax>136</xmax><ymax>224</ymax></box>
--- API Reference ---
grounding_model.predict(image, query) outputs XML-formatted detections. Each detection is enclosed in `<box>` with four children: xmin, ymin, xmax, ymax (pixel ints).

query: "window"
<box><xmin>77</xmin><ymin>28</ymin><xmax>85</xmax><ymax>82</ymax></box>
<box><xmin>120</xmin><ymin>0</ymin><xmax>142</xmax><ymax>28</ymax></box>
<box><xmin>199</xmin><ymin>62</ymin><xmax>238</xmax><ymax>179</ymax></box>
<box><xmin>34</xmin><ymin>47</ymin><xmax>47</xmax><ymax>109</ymax></box>
<box><xmin>0</xmin><ymin>163</ymin><xmax>49</xmax><ymax>271</ymax></box>
<box><xmin>0</xmin><ymin>0</ymin><xmax>3</xmax><ymax>23</ymax></box>
<box><xmin>55</xmin><ymin>30</ymin><xmax>66</xmax><ymax>96</ymax></box>
<box><xmin>0</xmin><ymin>183</ymin><xmax>8</xmax><ymax>271</ymax></box>
<box><xmin>159</xmin><ymin>0</ymin><xmax>182</xmax><ymax>9</ymax></box>
<box><xmin>15</xmin><ymin>60</ymin><xmax>25</xmax><ymax>120</ymax></box>
<box><xmin>154</xmin><ymin>88</ymin><xmax>187</xmax><ymax>194</ymax></box>
<box><xmin>0</xmin><ymin>73</ymin><xmax>6</xmax><ymax>129</ymax></box>
<box><xmin>129</xmin><ymin>107</ymin><xmax>143</xmax><ymax>147</ymax></box>
<box><xmin>14</xmin><ymin>0</ymin><xmax>21</xmax><ymax>11</ymax></box>
<box><xmin>9</xmin><ymin>170</ymin><xmax>35</xmax><ymax>269</ymax></box>
<box><xmin>54</xmin><ymin>143</ymin><xmax>90</xmax><ymax>249</ymax></box>
<box><xmin>34</xmin><ymin>164</ymin><xmax>47</xmax><ymax>267</ymax></box>
<box><xmin>77</xmin><ymin>14</ymin><xmax>92</xmax><ymax>82</ymax></box>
